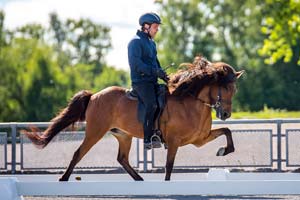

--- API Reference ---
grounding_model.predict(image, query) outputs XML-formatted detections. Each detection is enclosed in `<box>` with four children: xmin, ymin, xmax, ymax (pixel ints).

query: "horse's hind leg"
<box><xmin>59</xmin><ymin>127</ymin><xmax>107</xmax><ymax>181</ymax></box>
<box><xmin>113</xmin><ymin>131</ymin><xmax>143</xmax><ymax>181</ymax></box>
<box><xmin>205</xmin><ymin>128</ymin><xmax>235</xmax><ymax>156</ymax></box>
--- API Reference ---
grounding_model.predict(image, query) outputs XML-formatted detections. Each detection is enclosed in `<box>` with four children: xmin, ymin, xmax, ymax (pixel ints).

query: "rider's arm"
<box><xmin>128</xmin><ymin>40</ymin><xmax>152</xmax><ymax>76</ymax></box>
<box><xmin>156</xmin><ymin>57</ymin><xmax>162</xmax><ymax>69</ymax></box>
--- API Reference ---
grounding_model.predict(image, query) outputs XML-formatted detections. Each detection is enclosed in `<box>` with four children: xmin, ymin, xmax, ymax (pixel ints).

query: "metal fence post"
<box><xmin>136</xmin><ymin>138</ymin><xmax>140</xmax><ymax>170</ymax></box>
<box><xmin>143</xmin><ymin>148</ymin><xmax>148</xmax><ymax>172</ymax></box>
<box><xmin>10</xmin><ymin>123</ymin><xmax>17</xmax><ymax>174</ymax></box>
<box><xmin>136</xmin><ymin>139</ymin><xmax>148</xmax><ymax>172</ymax></box>
<box><xmin>277</xmin><ymin>120</ymin><xmax>282</xmax><ymax>171</ymax></box>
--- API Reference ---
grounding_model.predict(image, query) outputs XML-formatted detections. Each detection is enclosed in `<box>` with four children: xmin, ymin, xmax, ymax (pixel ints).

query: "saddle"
<box><xmin>125</xmin><ymin>84</ymin><xmax>167</xmax><ymax>144</ymax></box>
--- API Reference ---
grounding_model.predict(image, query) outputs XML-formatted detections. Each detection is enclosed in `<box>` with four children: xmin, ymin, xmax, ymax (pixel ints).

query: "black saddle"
<box><xmin>125</xmin><ymin>88</ymin><xmax>139</xmax><ymax>100</ymax></box>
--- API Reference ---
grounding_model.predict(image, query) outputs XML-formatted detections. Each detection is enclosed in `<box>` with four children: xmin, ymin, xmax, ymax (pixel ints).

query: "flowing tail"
<box><xmin>23</xmin><ymin>90</ymin><xmax>93</xmax><ymax>148</ymax></box>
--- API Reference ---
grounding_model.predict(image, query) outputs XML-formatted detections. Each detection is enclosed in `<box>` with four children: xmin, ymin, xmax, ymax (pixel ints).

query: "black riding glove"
<box><xmin>153</xmin><ymin>68</ymin><xmax>170</xmax><ymax>83</ymax></box>
<box><xmin>161</xmin><ymin>74</ymin><xmax>170</xmax><ymax>83</ymax></box>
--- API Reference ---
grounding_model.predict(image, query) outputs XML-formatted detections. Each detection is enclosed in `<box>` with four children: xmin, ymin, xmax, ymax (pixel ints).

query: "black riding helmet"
<box><xmin>139</xmin><ymin>12</ymin><xmax>162</xmax><ymax>26</ymax></box>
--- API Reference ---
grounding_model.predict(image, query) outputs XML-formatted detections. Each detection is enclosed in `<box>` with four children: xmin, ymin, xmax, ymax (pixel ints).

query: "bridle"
<box><xmin>189</xmin><ymin>85</ymin><xmax>231</xmax><ymax>109</ymax></box>
<box><xmin>189</xmin><ymin>86</ymin><xmax>220</xmax><ymax>108</ymax></box>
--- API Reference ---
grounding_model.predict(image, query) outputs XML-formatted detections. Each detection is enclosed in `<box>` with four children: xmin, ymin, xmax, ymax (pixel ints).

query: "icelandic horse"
<box><xmin>24</xmin><ymin>56</ymin><xmax>244</xmax><ymax>181</ymax></box>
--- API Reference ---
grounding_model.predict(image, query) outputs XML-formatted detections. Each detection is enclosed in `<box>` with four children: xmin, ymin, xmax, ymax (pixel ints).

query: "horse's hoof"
<box><xmin>59</xmin><ymin>177</ymin><xmax>68</xmax><ymax>181</ymax></box>
<box><xmin>216</xmin><ymin>147</ymin><xmax>226</xmax><ymax>156</ymax></box>
<box><xmin>217</xmin><ymin>147</ymin><xmax>235</xmax><ymax>156</ymax></box>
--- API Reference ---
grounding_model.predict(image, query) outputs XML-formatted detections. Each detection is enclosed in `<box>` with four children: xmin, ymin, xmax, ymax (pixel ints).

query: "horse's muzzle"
<box><xmin>216</xmin><ymin>109</ymin><xmax>231</xmax><ymax>121</ymax></box>
<box><xmin>221</xmin><ymin>111</ymin><xmax>231</xmax><ymax>120</ymax></box>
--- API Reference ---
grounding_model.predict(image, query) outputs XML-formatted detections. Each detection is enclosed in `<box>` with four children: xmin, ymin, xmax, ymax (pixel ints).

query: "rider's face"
<box><xmin>147</xmin><ymin>23</ymin><xmax>160</xmax><ymax>39</ymax></box>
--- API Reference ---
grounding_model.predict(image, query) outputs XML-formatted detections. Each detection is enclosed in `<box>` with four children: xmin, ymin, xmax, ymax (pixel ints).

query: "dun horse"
<box><xmin>24</xmin><ymin>56</ymin><xmax>244</xmax><ymax>181</ymax></box>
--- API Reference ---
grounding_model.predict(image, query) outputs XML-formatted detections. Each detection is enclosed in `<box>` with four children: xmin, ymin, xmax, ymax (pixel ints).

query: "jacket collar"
<box><xmin>137</xmin><ymin>30</ymin><xmax>150</xmax><ymax>39</ymax></box>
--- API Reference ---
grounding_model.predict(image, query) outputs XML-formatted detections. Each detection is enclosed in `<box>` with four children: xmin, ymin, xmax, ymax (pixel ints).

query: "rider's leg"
<box><xmin>133</xmin><ymin>82</ymin><xmax>161</xmax><ymax>149</ymax></box>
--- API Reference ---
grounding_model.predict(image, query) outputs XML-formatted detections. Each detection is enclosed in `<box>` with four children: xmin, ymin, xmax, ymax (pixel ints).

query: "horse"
<box><xmin>24</xmin><ymin>56</ymin><xmax>244</xmax><ymax>181</ymax></box>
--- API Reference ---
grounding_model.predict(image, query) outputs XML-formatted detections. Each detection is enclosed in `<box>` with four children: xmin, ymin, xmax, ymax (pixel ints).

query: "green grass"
<box><xmin>231</xmin><ymin>110</ymin><xmax>300</xmax><ymax>119</ymax></box>
<box><xmin>212</xmin><ymin>107</ymin><xmax>300</xmax><ymax>119</ymax></box>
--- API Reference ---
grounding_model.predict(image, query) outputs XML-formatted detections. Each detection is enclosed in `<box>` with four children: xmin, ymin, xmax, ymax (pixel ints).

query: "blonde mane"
<box><xmin>168</xmin><ymin>56</ymin><xmax>237</xmax><ymax>97</ymax></box>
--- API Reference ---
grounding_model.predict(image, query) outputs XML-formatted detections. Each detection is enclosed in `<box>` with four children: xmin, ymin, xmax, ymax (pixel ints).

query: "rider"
<box><xmin>127</xmin><ymin>12</ymin><xmax>169</xmax><ymax>150</ymax></box>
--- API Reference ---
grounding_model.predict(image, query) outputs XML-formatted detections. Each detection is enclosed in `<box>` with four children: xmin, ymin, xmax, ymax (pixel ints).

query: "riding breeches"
<box><xmin>132</xmin><ymin>82</ymin><xmax>158</xmax><ymax>142</ymax></box>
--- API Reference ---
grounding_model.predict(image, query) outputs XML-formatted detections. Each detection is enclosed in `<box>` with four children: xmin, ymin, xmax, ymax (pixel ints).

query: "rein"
<box><xmin>188</xmin><ymin>86</ymin><xmax>225</xmax><ymax>109</ymax></box>
<box><xmin>188</xmin><ymin>92</ymin><xmax>221</xmax><ymax>109</ymax></box>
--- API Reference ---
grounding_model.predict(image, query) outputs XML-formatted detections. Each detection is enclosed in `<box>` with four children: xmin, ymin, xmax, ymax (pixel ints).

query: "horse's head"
<box><xmin>169</xmin><ymin>57</ymin><xmax>244</xmax><ymax>121</ymax></box>
<box><xmin>207</xmin><ymin>62</ymin><xmax>244</xmax><ymax>120</ymax></box>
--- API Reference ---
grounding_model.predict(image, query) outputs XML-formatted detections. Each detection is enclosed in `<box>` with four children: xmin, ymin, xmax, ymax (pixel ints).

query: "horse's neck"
<box><xmin>190</xmin><ymin>99</ymin><xmax>213</xmax><ymax>146</ymax></box>
<box><xmin>190</xmin><ymin>87</ymin><xmax>213</xmax><ymax>130</ymax></box>
<box><xmin>196</xmin><ymin>86</ymin><xmax>211</xmax><ymax>104</ymax></box>
<box><xmin>172</xmin><ymin>95</ymin><xmax>212</xmax><ymax>146</ymax></box>
<box><xmin>180</xmin><ymin>90</ymin><xmax>212</xmax><ymax>127</ymax></box>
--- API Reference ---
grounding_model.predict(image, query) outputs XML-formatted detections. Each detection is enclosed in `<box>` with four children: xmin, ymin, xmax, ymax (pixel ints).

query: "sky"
<box><xmin>0</xmin><ymin>0</ymin><xmax>160</xmax><ymax>70</ymax></box>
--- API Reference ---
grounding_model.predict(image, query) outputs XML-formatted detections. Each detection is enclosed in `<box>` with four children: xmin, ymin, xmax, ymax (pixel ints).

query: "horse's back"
<box><xmin>90</xmin><ymin>86</ymin><xmax>143</xmax><ymax>137</ymax></box>
<box><xmin>85</xmin><ymin>86</ymin><xmax>126</xmax><ymax>122</ymax></box>
<box><xmin>92</xmin><ymin>86</ymin><xmax>126</xmax><ymax>99</ymax></box>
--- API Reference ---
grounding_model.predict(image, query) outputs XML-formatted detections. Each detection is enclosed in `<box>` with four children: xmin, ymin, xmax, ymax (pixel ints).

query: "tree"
<box><xmin>15</xmin><ymin>23</ymin><xmax>45</xmax><ymax>40</ymax></box>
<box><xmin>157</xmin><ymin>0</ymin><xmax>265</xmax><ymax>68</ymax></box>
<box><xmin>0</xmin><ymin>11</ymin><xmax>129</xmax><ymax>121</ymax></box>
<box><xmin>64</xmin><ymin>18</ymin><xmax>111</xmax><ymax>68</ymax></box>
<box><xmin>94</xmin><ymin>66</ymin><xmax>129</xmax><ymax>91</ymax></box>
<box><xmin>258</xmin><ymin>0</ymin><xmax>300</xmax><ymax>65</ymax></box>
<box><xmin>156</xmin><ymin>1</ymin><xmax>206</xmax><ymax>68</ymax></box>
<box><xmin>157</xmin><ymin>0</ymin><xmax>266</xmax><ymax>110</ymax></box>
<box><xmin>0</xmin><ymin>10</ymin><xmax>4</xmax><ymax>51</ymax></box>
<box><xmin>157</xmin><ymin>0</ymin><xmax>300</xmax><ymax>111</ymax></box>
<box><xmin>49</xmin><ymin>12</ymin><xmax>66</xmax><ymax>50</ymax></box>
<box><xmin>49</xmin><ymin>12</ymin><xmax>70</xmax><ymax>68</ymax></box>
<box><xmin>0</xmin><ymin>43</ymin><xmax>22</xmax><ymax>121</ymax></box>
<box><xmin>48</xmin><ymin>14</ymin><xmax>112</xmax><ymax>71</ymax></box>
<box><xmin>0</xmin><ymin>38</ymin><xmax>67</xmax><ymax>121</ymax></box>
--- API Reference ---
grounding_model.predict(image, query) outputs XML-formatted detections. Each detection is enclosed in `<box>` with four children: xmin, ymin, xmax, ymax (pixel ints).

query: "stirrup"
<box><xmin>150</xmin><ymin>134</ymin><xmax>162</xmax><ymax>149</ymax></box>
<box><xmin>151</xmin><ymin>134</ymin><xmax>161</xmax><ymax>142</ymax></box>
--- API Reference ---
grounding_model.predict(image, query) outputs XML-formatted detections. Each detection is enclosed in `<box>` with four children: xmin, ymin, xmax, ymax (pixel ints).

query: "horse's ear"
<box><xmin>235</xmin><ymin>70</ymin><xmax>245</xmax><ymax>79</ymax></box>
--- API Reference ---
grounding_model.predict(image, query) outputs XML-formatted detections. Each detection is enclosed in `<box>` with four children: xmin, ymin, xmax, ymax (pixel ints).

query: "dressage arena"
<box><xmin>2</xmin><ymin>170</ymin><xmax>300</xmax><ymax>199</ymax></box>
<box><xmin>1</xmin><ymin>119</ymin><xmax>300</xmax><ymax>199</ymax></box>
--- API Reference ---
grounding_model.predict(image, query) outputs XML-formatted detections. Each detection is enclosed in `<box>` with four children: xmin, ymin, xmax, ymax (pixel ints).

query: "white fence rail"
<box><xmin>1</xmin><ymin>169</ymin><xmax>300</xmax><ymax>199</ymax></box>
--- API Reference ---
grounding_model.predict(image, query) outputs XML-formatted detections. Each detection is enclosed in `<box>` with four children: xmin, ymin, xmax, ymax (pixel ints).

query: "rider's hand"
<box><xmin>161</xmin><ymin>74</ymin><xmax>170</xmax><ymax>83</ymax></box>
<box><xmin>154</xmin><ymin>68</ymin><xmax>169</xmax><ymax>83</ymax></box>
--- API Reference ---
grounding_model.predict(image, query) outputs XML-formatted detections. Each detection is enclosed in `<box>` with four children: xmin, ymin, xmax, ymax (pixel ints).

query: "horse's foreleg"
<box><xmin>114</xmin><ymin>134</ymin><xmax>144</xmax><ymax>181</ymax></box>
<box><xmin>165</xmin><ymin>145</ymin><xmax>178</xmax><ymax>181</ymax></box>
<box><xmin>207</xmin><ymin>128</ymin><xmax>235</xmax><ymax>156</ymax></box>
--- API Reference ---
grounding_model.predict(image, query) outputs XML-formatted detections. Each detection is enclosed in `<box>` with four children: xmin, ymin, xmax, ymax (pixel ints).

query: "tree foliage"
<box><xmin>258</xmin><ymin>0</ymin><xmax>300</xmax><ymax>65</ymax></box>
<box><xmin>0</xmin><ymin>10</ymin><xmax>129</xmax><ymax>122</ymax></box>
<box><xmin>48</xmin><ymin>12</ymin><xmax>112</xmax><ymax>69</ymax></box>
<box><xmin>0</xmin><ymin>10</ymin><xmax>4</xmax><ymax>50</ymax></box>
<box><xmin>1</xmin><ymin>1</ymin><xmax>300</xmax><ymax>122</ymax></box>
<box><xmin>157</xmin><ymin>0</ymin><xmax>300</xmax><ymax>111</ymax></box>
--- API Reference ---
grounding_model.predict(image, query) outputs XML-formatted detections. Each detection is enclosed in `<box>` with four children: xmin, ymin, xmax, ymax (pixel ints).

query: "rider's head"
<box><xmin>139</xmin><ymin>12</ymin><xmax>161</xmax><ymax>39</ymax></box>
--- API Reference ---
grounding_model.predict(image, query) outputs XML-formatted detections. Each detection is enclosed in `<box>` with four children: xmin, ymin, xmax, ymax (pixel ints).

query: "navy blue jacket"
<box><xmin>128</xmin><ymin>30</ymin><xmax>162</xmax><ymax>84</ymax></box>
